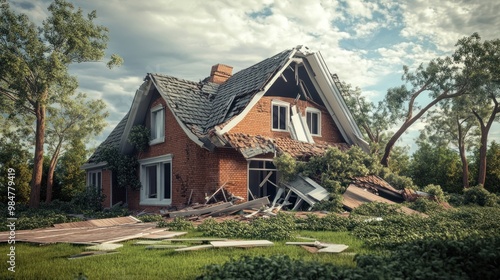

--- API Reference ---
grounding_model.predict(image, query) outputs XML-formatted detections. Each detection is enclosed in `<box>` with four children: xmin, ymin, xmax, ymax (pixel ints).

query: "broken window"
<box><xmin>87</xmin><ymin>170</ymin><xmax>102</xmax><ymax>191</ymax></box>
<box><xmin>150</xmin><ymin>105</ymin><xmax>165</xmax><ymax>144</ymax></box>
<box><xmin>139</xmin><ymin>155</ymin><xmax>172</xmax><ymax>205</ymax></box>
<box><xmin>248</xmin><ymin>160</ymin><xmax>279</xmax><ymax>201</ymax></box>
<box><xmin>306</xmin><ymin>108</ymin><xmax>321</xmax><ymax>136</ymax></box>
<box><xmin>272</xmin><ymin>101</ymin><xmax>289</xmax><ymax>131</ymax></box>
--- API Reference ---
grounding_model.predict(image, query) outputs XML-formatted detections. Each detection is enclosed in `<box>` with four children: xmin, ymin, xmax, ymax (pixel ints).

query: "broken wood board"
<box><xmin>168</xmin><ymin>238</ymin><xmax>228</xmax><ymax>243</ymax></box>
<box><xmin>53</xmin><ymin>216</ymin><xmax>141</xmax><ymax>229</ymax></box>
<box><xmin>175</xmin><ymin>244</ymin><xmax>214</xmax><ymax>252</ymax></box>
<box><xmin>137</xmin><ymin>231</ymin><xmax>187</xmax><ymax>239</ymax></box>
<box><xmin>134</xmin><ymin>240</ymin><xmax>165</xmax><ymax>245</ymax></box>
<box><xmin>0</xmin><ymin>222</ymin><xmax>165</xmax><ymax>245</ymax></box>
<box><xmin>343</xmin><ymin>185</ymin><xmax>426</xmax><ymax>216</ymax></box>
<box><xmin>286</xmin><ymin>241</ymin><xmax>349</xmax><ymax>253</ymax></box>
<box><xmin>317</xmin><ymin>244</ymin><xmax>349</xmax><ymax>253</ymax></box>
<box><xmin>167</xmin><ymin>202</ymin><xmax>233</xmax><ymax>218</ymax></box>
<box><xmin>210</xmin><ymin>240</ymin><xmax>274</xmax><ymax>248</ymax></box>
<box><xmin>85</xmin><ymin>243</ymin><xmax>123</xmax><ymax>251</ymax></box>
<box><xmin>209</xmin><ymin>197</ymin><xmax>270</xmax><ymax>217</ymax></box>
<box><xmin>68</xmin><ymin>251</ymin><xmax>119</xmax><ymax>259</ymax></box>
<box><xmin>146</xmin><ymin>245</ymin><xmax>188</xmax><ymax>249</ymax></box>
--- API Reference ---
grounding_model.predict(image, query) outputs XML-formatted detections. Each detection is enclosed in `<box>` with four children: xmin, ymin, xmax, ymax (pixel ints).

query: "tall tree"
<box><xmin>422</xmin><ymin>96</ymin><xmax>479</xmax><ymax>188</ymax></box>
<box><xmin>57</xmin><ymin>138</ymin><xmax>88</xmax><ymax>201</ymax></box>
<box><xmin>45</xmin><ymin>88</ymin><xmax>108</xmax><ymax>203</ymax></box>
<box><xmin>340</xmin><ymin>81</ymin><xmax>396</xmax><ymax>155</ymax></box>
<box><xmin>0</xmin><ymin>0</ymin><xmax>121</xmax><ymax>207</ymax></box>
<box><xmin>452</xmin><ymin>34</ymin><xmax>500</xmax><ymax>186</ymax></box>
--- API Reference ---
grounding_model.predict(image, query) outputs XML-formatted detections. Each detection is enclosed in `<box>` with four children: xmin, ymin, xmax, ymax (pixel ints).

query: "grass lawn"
<box><xmin>0</xmin><ymin>230</ymin><xmax>370</xmax><ymax>280</ymax></box>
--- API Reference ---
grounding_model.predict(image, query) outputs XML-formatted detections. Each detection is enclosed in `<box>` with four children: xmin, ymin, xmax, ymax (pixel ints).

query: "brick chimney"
<box><xmin>209</xmin><ymin>64</ymin><xmax>233</xmax><ymax>84</ymax></box>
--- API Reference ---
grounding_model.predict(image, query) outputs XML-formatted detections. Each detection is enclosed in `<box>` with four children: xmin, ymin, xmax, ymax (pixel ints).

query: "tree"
<box><xmin>409</xmin><ymin>141</ymin><xmax>463</xmax><ymax>193</ymax></box>
<box><xmin>0</xmin><ymin>0</ymin><xmax>121</xmax><ymax>207</ymax></box>
<box><xmin>45</xmin><ymin>89</ymin><xmax>108</xmax><ymax>203</ymax></box>
<box><xmin>340</xmin><ymin>81</ymin><xmax>396</xmax><ymax>155</ymax></box>
<box><xmin>484</xmin><ymin>142</ymin><xmax>500</xmax><ymax>192</ymax></box>
<box><xmin>452</xmin><ymin>34</ymin><xmax>500</xmax><ymax>186</ymax></box>
<box><xmin>422</xmin><ymin>96</ymin><xmax>479</xmax><ymax>188</ymax></box>
<box><xmin>57</xmin><ymin>139</ymin><xmax>88</xmax><ymax>201</ymax></box>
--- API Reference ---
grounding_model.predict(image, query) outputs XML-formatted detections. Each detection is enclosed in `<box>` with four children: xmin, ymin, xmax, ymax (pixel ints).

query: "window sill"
<box><xmin>139</xmin><ymin>199</ymin><xmax>172</xmax><ymax>206</ymax></box>
<box><xmin>271</xmin><ymin>128</ymin><xmax>288</xmax><ymax>132</ymax></box>
<box><xmin>149</xmin><ymin>137</ymin><xmax>165</xmax><ymax>146</ymax></box>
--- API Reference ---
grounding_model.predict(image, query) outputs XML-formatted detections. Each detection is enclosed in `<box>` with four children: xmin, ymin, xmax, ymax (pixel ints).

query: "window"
<box><xmin>139</xmin><ymin>155</ymin><xmax>172</xmax><ymax>205</ymax></box>
<box><xmin>306</xmin><ymin>108</ymin><xmax>321</xmax><ymax>136</ymax></box>
<box><xmin>87</xmin><ymin>170</ymin><xmax>102</xmax><ymax>190</ymax></box>
<box><xmin>272</xmin><ymin>101</ymin><xmax>289</xmax><ymax>131</ymax></box>
<box><xmin>150</xmin><ymin>105</ymin><xmax>165</xmax><ymax>144</ymax></box>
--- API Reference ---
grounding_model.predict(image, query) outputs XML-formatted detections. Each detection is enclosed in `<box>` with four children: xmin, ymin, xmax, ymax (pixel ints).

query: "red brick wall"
<box><xmin>217</xmin><ymin>148</ymin><xmax>248</xmax><ymax>200</ymax></box>
<box><xmin>132</xmin><ymin>94</ymin><xmax>222</xmax><ymax>210</ymax></box>
<box><xmin>229</xmin><ymin>96</ymin><xmax>345</xmax><ymax>144</ymax></box>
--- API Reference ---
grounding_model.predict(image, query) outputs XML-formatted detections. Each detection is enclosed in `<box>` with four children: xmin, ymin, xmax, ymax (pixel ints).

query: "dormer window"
<box><xmin>306</xmin><ymin>108</ymin><xmax>321</xmax><ymax>136</ymax></box>
<box><xmin>150</xmin><ymin>105</ymin><xmax>165</xmax><ymax>145</ymax></box>
<box><xmin>271</xmin><ymin>101</ymin><xmax>289</xmax><ymax>131</ymax></box>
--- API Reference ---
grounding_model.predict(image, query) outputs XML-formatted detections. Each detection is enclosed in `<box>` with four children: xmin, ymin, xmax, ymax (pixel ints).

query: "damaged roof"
<box><xmin>224</xmin><ymin>132</ymin><xmax>350</xmax><ymax>159</ymax></box>
<box><xmin>86</xmin><ymin>113</ymin><xmax>129</xmax><ymax>164</ymax></box>
<box><xmin>151</xmin><ymin>49</ymin><xmax>293</xmax><ymax>138</ymax></box>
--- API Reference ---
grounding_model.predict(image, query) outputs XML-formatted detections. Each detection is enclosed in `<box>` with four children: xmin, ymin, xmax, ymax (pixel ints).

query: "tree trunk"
<box><xmin>458</xmin><ymin>141</ymin><xmax>470</xmax><ymax>188</ymax></box>
<box><xmin>380</xmin><ymin>90</ymin><xmax>464</xmax><ymax>167</ymax></box>
<box><xmin>29</xmin><ymin>101</ymin><xmax>46</xmax><ymax>208</ymax></box>
<box><xmin>457</xmin><ymin>120</ymin><xmax>469</xmax><ymax>188</ymax></box>
<box><xmin>45</xmin><ymin>148</ymin><xmax>60</xmax><ymax>203</ymax></box>
<box><xmin>473</xmin><ymin>99</ymin><xmax>499</xmax><ymax>186</ymax></box>
<box><xmin>477</xmin><ymin>130</ymin><xmax>488</xmax><ymax>186</ymax></box>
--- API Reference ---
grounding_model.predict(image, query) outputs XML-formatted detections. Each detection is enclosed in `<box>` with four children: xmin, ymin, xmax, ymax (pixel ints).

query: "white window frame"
<box><xmin>271</xmin><ymin>100</ymin><xmax>289</xmax><ymax>132</ymax></box>
<box><xmin>306</xmin><ymin>107</ymin><xmax>321</xmax><ymax>136</ymax></box>
<box><xmin>150</xmin><ymin>104</ymin><xmax>165</xmax><ymax>145</ymax></box>
<box><xmin>139</xmin><ymin>155</ymin><xmax>172</xmax><ymax>206</ymax></box>
<box><xmin>87</xmin><ymin>169</ymin><xmax>102</xmax><ymax>191</ymax></box>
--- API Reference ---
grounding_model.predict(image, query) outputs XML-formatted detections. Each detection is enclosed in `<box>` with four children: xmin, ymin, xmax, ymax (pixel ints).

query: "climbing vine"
<box><xmin>128</xmin><ymin>125</ymin><xmax>150</xmax><ymax>152</ymax></box>
<box><xmin>96</xmin><ymin>147</ymin><xmax>141</xmax><ymax>190</ymax></box>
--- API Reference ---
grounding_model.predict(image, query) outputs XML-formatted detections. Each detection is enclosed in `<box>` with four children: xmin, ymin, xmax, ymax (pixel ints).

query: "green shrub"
<box><xmin>71</xmin><ymin>187</ymin><xmax>105</xmax><ymax>212</ymax></box>
<box><xmin>311</xmin><ymin>193</ymin><xmax>344</xmax><ymax>212</ymax></box>
<box><xmin>197</xmin><ymin>213</ymin><xmax>296</xmax><ymax>241</ymax></box>
<box><xmin>296</xmin><ymin>213</ymin><xmax>351</xmax><ymax>232</ymax></box>
<box><xmin>423</xmin><ymin>184</ymin><xmax>446</xmax><ymax>202</ymax></box>
<box><xmin>463</xmin><ymin>186</ymin><xmax>498</xmax><ymax>206</ymax></box>
<box><xmin>159</xmin><ymin>217</ymin><xmax>194</xmax><ymax>231</ymax></box>
<box><xmin>197</xmin><ymin>255</ymin><xmax>343</xmax><ymax>280</ymax></box>
<box><xmin>137</xmin><ymin>214</ymin><xmax>164</xmax><ymax>223</ymax></box>
<box><xmin>408</xmin><ymin>197</ymin><xmax>444</xmax><ymax>214</ymax></box>
<box><xmin>446</xmin><ymin>192</ymin><xmax>464</xmax><ymax>206</ymax></box>
<box><xmin>351</xmin><ymin>202</ymin><xmax>403</xmax><ymax>217</ymax></box>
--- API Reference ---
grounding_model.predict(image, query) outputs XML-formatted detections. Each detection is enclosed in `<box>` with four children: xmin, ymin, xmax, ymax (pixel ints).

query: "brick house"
<box><xmin>82</xmin><ymin>46</ymin><xmax>368</xmax><ymax>211</ymax></box>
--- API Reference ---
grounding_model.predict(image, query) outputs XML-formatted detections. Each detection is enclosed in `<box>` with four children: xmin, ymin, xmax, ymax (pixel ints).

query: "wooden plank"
<box><xmin>68</xmin><ymin>251</ymin><xmax>118</xmax><ymax>259</ymax></box>
<box><xmin>174</xmin><ymin>244</ymin><xmax>214</xmax><ymax>252</ymax></box>
<box><xmin>137</xmin><ymin>231</ymin><xmax>187</xmax><ymax>239</ymax></box>
<box><xmin>168</xmin><ymin>238</ymin><xmax>228</xmax><ymax>242</ymax></box>
<box><xmin>134</xmin><ymin>241</ymin><xmax>164</xmax><ymax>245</ymax></box>
<box><xmin>286</xmin><ymin>241</ymin><xmax>324</xmax><ymax>248</ymax></box>
<box><xmin>209</xmin><ymin>197</ymin><xmax>270</xmax><ymax>217</ymax></box>
<box><xmin>85</xmin><ymin>244</ymin><xmax>123</xmax><ymax>251</ymax></box>
<box><xmin>210</xmin><ymin>240</ymin><xmax>274</xmax><ymax>248</ymax></box>
<box><xmin>145</xmin><ymin>245</ymin><xmax>187</xmax><ymax>249</ymax></box>
<box><xmin>317</xmin><ymin>244</ymin><xmax>349</xmax><ymax>253</ymax></box>
<box><xmin>168</xmin><ymin>202</ymin><xmax>233</xmax><ymax>218</ymax></box>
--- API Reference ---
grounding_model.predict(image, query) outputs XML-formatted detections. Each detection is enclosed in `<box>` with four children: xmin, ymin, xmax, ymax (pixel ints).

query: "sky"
<box><xmin>9</xmin><ymin>0</ymin><xmax>500</xmax><ymax>154</ymax></box>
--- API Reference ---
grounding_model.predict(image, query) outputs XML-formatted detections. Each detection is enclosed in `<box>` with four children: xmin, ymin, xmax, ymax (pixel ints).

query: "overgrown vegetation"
<box><xmin>96</xmin><ymin>147</ymin><xmax>141</xmax><ymax>190</ymax></box>
<box><xmin>128</xmin><ymin>125</ymin><xmax>151</xmax><ymax>152</ymax></box>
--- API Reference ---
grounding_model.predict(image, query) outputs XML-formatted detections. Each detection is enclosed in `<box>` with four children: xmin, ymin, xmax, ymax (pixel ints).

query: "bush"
<box><xmin>310</xmin><ymin>193</ymin><xmax>344</xmax><ymax>212</ymax></box>
<box><xmin>197</xmin><ymin>213</ymin><xmax>296</xmax><ymax>241</ymax></box>
<box><xmin>296</xmin><ymin>213</ymin><xmax>352</xmax><ymax>232</ymax></box>
<box><xmin>71</xmin><ymin>187</ymin><xmax>105</xmax><ymax>212</ymax></box>
<box><xmin>137</xmin><ymin>214</ymin><xmax>164</xmax><ymax>223</ymax></box>
<box><xmin>351</xmin><ymin>202</ymin><xmax>403</xmax><ymax>217</ymax></box>
<box><xmin>463</xmin><ymin>186</ymin><xmax>498</xmax><ymax>206</ymax></box>
<box><xmin>423</xmin><ymin>184</ymin><xmax>446</xmax><ymax>202</ymax></box>
<box><xmin>158</xmin><ymin>217</ymin><xmax>194</xmax><ymax>231</ymax></box>
<box><xmin>407</xmin><ymin>197</ymin><xmax>444</xmax><ymax>214</ymax></box>
<box><xmin>197</xmin><ymin>255</ymin><xmax>343</xmax><ymax>280</ymax></box>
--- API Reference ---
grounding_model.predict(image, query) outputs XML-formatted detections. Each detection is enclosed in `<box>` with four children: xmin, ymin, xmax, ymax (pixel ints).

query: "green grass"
<box><xmin>0</xmin><ymin>231</ymin><xmax>370</xmax><ymax>280</ymax></box>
